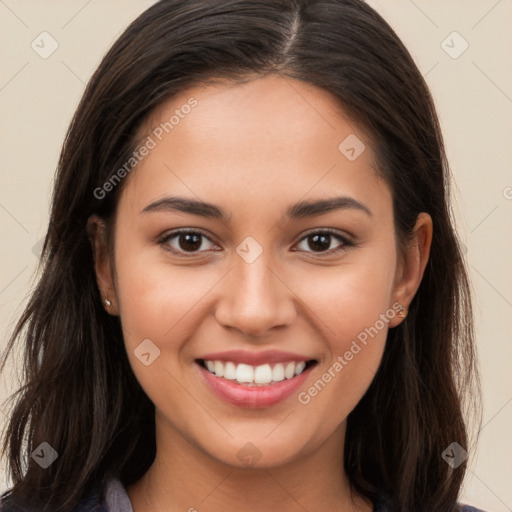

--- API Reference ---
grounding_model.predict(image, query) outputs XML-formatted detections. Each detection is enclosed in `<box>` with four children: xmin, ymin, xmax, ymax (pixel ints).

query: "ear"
<box><xmin>86</xmin><ymin>214</ymin><xmax>119</xmax><ymax>315</ymax></box>
<box><xmin>388</xmin><ymin>212</ymin><xmax>433</xmax><ymax>327</ymax></box>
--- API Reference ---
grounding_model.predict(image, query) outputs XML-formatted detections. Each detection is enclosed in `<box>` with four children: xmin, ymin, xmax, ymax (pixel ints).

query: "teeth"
<box><xmin>294</xmin><ymin>361</ymin><xmax>306</xmax><ymax>375</ymax></box>
<box><xmin>224</xmin><ymin>361</ymin><xmax>237</xmax><ymax>380</ymax></box>
<box><xmin>236</xmin><ymin>363</ymin><xmax>254</xmax><ymax>383</ymax></box>
<box><xmin>254</xmin><ymin>364</ymin><xmax>272</xmax><ymax>384</ymax></box>
<box><xmin>272</xmin><ymin>363</ymin><xmax>285</xmax><ymax>382</ymax></box>
<box><xmin>284</xmin><ymin>362</ymin><xmax>295</xmax><ymax>379</ymax></box>
<box><xmin>214</xmin><ymin>360</ymin><xmax>224</xmax><ymax>377</ymax></box>
<box><xmin>202</xmin><ymin>359</ymin><xmax>310</xmax><ymax>385</ymax></box>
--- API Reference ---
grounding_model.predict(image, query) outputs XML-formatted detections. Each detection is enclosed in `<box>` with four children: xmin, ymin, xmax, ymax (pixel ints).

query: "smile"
<box><xmin>195</xmin><ymin>357</ymin><xmax>318</xmax><ymax>409</ymax></box>
<box><xmin>199</xmin><ymin>359</ymin><xmax>314</xmax><ymax>386</ymax></box>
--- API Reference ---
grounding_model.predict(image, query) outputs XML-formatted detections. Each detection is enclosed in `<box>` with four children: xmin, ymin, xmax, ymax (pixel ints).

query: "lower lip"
<box><xmin>197</xmin><ymin>362</ymin><xmax>313</xmax><ymax>409</ymax></box>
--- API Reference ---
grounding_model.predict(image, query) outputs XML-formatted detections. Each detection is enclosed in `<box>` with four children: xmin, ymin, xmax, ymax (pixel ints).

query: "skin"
<box><xmin>88</xmin><ymin>74</ymin><xmax>432</xmax><ymax>511</ymax></box>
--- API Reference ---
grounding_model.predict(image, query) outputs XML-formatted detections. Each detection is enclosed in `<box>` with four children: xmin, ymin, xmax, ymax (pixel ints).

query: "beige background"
<box><xmin>1</xmin><ymin>1</ymin><xmax>511</xmax><ymax>510</ymax></box>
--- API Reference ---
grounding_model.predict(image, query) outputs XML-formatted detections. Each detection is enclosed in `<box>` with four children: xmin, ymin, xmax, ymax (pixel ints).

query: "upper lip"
<box><xmin>197</xmin><ymin>349</ymin><xmax>315</xmax><ymax>366</ymax></box>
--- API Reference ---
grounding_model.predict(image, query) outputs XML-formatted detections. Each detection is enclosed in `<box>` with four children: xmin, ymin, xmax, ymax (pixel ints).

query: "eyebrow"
<box><xmin>140</xmin><ymin>195</ymin><xmax>372</xmax><ymax>220</ymax></box>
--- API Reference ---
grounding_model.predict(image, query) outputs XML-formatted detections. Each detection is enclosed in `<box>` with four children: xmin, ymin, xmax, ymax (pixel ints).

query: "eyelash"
<box><xmin>157</xmin><ymin>227</ymin><xmax>354</xmax><ymax>258</ymax></box>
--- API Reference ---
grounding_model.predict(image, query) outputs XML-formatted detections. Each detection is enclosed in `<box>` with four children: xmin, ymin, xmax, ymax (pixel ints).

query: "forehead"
<box><xmin>120</xmin><ymin>74</ymin><xmax>391</xmax><ymax>222</ymax></box>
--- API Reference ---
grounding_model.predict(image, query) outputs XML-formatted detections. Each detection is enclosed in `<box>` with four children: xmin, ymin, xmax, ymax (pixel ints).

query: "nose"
<box><xmin>215</xmin><ymin>254</ymin><xmax>297</xmax><ymax>339</ymax></box>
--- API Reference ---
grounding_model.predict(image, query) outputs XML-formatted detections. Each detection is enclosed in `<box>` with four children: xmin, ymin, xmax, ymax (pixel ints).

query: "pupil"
<box><xmin>309</xmin><ymin>234</ymin><xmax>330</xmax><ymax>252</ymax></box>
<box><xmin>179</xmin><ymin>233</ymin><xmax>201</xmax><ymax>251</ymax></box>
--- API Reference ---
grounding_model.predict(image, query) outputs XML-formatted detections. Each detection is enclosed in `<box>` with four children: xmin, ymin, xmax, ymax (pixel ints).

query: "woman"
<box><xmin>0</xmin><ymin>0</ymin><xmax>484</xmax><ymax>511</ymax></box>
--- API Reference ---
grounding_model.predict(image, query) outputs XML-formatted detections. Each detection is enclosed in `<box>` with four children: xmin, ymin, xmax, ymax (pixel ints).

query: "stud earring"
<box><xmin>104</xmin><ymin>298</ymin><xmax>112</xmax><ymax>308</ymax></box>
<box><xmin>397</xmin><ymin>305</ymin><xmax>407</xmax><ymax>318</ymax></box>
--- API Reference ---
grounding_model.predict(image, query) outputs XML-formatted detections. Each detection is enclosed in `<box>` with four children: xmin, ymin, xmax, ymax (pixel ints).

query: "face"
<box><xmin>90</xmin><ymin>74</ymin><xmax>430</xmax><ymax>469</ymax></box>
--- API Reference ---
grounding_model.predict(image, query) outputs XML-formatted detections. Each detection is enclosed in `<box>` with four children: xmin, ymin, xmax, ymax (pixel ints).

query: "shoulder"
<box><xmin>373</xmin><ymin>495</ymin><xmax>488</xmax><ymax>512</ymax></box>
<box><xmin>0</xmin><ymin>477</ymin><xmax>133</xmax><ymax>511</ymax></box>
<box><xmin>67</xmin><ymin>486</ymin><xmax>109</xmax><ymax>511</ymax></box>
<box><xmin>0</xmin><ymin>484</ymin><xmax>108</xmax><ymax>512</ymax></box>
<box><xmin>2</xmin><ymin>485</ymin><xmax>487</xmax><ymax>512</ymax></box>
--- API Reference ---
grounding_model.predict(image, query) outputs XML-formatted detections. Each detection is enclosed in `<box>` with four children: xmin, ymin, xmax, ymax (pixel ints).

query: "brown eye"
<box><xmin>158</xmin><ymin>229</ymin><xmax>217</xmax><ymax>255</ymax></box>
<box><xmin>295</xmin><ymin>229</ymin><xmax>353</xmax><ymax>255</ymax></box>
<box><xmin>158</xmin><ymin>228</ymin><xmax>353</xmax><ymax>258</ymax></box>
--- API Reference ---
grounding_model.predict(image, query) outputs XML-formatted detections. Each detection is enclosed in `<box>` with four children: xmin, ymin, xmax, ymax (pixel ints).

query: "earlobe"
<box><xmin>86</xmin><ymin>215</ymin><xmax>119</xmax><ymax>315</ymax></box>
<box><xmin>389</xmin><ymin>212</ymin><xmax>433</xmax><ymax>328</ymax></box>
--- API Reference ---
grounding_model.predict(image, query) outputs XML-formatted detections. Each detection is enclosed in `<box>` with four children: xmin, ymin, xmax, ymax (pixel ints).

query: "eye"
<box><xmin>294</xmin><ymin>229</ymin><xmax>353</xmax><ymax>255</ymax></box>
<box><xmin>157</xmin><ymin>228</ymin><xmax>353</xmax><ymax>257</ymax></box>
<box><xmin>158</xmin><ymin>228</ymin><xmax>219</xmax><ymax>255</ymax></box>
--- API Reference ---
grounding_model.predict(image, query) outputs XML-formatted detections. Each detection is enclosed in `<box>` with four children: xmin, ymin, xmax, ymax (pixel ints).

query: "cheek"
<box><xmin>299</xmin><ymin>335</ymin><xmax>385</xmax><ymax>431</ymax></box>
<box><xmin>115</xmin><ymin>251</ymin><xmax>206</xmax><ymax>347</ymax></box>
<box><xmin>291</xmin><ymin>250</ymin><xmax>395</xmax><ymax>415</ymax></box>
<box><xmin>113</xmin><ymin>251</ymin><xmax>209</xmax><ymax>414</ymax></box>
<box><xmin>292</xmin><ymin>247</ymin><xmax>397</xmax><ymax>348</ymax></box>
<box><xmin>295</xmin><ymin>277</ymin><xmax>391</xmax><ymax>425</ymax></box>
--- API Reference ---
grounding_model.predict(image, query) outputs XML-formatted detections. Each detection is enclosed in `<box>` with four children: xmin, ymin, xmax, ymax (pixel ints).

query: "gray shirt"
<box><xmin>105</xmin><ymin>478</ymin><xmax>134</xmax><ymax>512</ymax></box>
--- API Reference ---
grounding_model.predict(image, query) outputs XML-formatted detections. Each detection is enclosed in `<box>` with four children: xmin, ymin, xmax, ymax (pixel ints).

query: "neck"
<box><xmin>126</xmin><ymin>413</ymin><xmax>373</xmax><ymax>512</ymax></box>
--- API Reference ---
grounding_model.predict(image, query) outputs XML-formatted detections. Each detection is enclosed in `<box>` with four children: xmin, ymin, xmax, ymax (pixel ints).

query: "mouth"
<box><xmin>196</xmin><ymin>358</ymin><xmax>317</xmax><ymax>386</ymax></box>
<box><xmin>195</xmin><ymin>357</ymin><xmax>318</xmax><ymax>409</ymax></box>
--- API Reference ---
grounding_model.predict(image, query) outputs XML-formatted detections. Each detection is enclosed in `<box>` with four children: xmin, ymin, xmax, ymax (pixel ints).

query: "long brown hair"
<box><xmin>1</xmin><ymin>1</ymin><xmax>481</xmax><ymax>511</ymax></box>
